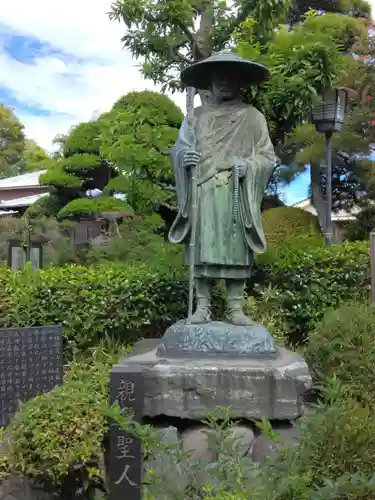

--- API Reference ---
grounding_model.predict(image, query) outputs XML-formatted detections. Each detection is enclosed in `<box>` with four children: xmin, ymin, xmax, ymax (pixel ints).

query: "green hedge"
<box><xmin>0</xmin><ymin>241</ymin><xmax>370</xmax><ymax>352</ymax></box>
<box><xmin>0</xmin><ymin>264</ymin><xmax>188</xmax><ymax>354</ymax></box>
<box><xmin>261</xmin><ymin>206</ymin><xmax>322</xmax><ymax>251</ymax></box>
<box><xmin>253</xmin><ymin>241</ymin><xmax>370</xmax><ymax>343</ymax></box>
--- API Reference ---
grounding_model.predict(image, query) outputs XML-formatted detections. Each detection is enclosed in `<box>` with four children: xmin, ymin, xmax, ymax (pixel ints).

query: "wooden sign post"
<box><xmin>108</xmin><ymin>365</ymin><xmax>144</xmax><ymax>500</ymax></box>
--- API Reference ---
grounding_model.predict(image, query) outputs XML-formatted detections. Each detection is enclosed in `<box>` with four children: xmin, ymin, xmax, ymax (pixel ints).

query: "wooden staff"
<box><xmin>185</xmin><ymin>86</ymin><xmax>198</xmax><ymax>324</ymax></box>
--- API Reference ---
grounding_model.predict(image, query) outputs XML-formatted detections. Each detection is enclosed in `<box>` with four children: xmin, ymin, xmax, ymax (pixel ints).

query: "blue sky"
<box><xmin>280</xmin><ymin>171</ymin><xmax>309</xmax><ymax>204</ymax></box>
<box><xmin>5</xmin><ymin>0</ymin><xmax>370</xmax><ymax>204</ymax></box>
<box><xmin>0</xmin><ymin>1</ymin><xmax>170</xmax><ymax>152</ymax></box>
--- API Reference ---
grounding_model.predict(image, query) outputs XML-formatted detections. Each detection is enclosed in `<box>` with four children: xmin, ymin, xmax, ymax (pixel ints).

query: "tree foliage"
<box><xmin>0</xmin><ymin>104</ymin><xmax>26</xmax><ymax>178</ymax></box>
<box><xmin>108</xmin><ymin>0</ymin><xmax>373</xmax><ymax>228</ymax></box>
<box><xmin>34</xmin><ymin>91</ymin><xmax>182</xmax><ymax>223</ymax></box>
<box><xmin>282</xmin><ymin>5</ymin><xmax>374</xmax><ymax>229</ymax></box>
<box><xmin>290</xmin><ymin>0</ymin><xmax>371</xmax><ymax>24</ymax></box>
<box><xmin>101</xmin><ymin>90</ymin><xmax>183</xmax><ymax>218</ymax></box>
<box><xmin>35</xmin><ymin>120</ymin><xmax>118</xmax><ymax>219</ymax></box>
<box><xmin>235</xmin><ymin>13</ymin><xmax>349</xmax><ymax>146</ymax></box>
<box><xmin>109</xmin><ymin>0</ymin><xmax>292</xmax><ymax>93</ymax></box>
<box><xmin>0</xmin><ymin>106</ymin><xmax>49</xmax><ymax>178</ymax></box>
<box><xmin>21</xmin><ymin>139</ymin><xmax>50</xmax><ymax>173</ymax></box>
<box><xmin>56</xmin><ymin>196</ymin><xmax>133</xmax><ymax>220</ymax></box>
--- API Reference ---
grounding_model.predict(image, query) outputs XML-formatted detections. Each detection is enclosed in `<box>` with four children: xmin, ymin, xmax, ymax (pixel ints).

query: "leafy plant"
<box><xmin>101</xmin><ymin>90</ymin><xmax>183</xmax><ymax>221</ymax></box>
<box><xmin>244</xmin><ymin>292</ymin><xmax>287</xmax><ymax>345</ymax></box>
<box><xmin>57</xmin><ymin>197</ymin><xmax>133</xmax><ymax>220</ymax></box>
<box><xmin>252</xmin><ymin>241</ymin><xmax>370</xmax><ymax>343</ymax></box>
<box><xmin>87</xmin><ymin>214</ymin><xmax>184</xmax><ymax>271</ymax></box>
<box><xmin>4</xmin><ymin>362</ymin><xmax>375</xmax><ymax>499</ymax></box>
<box><xmin>269</xmin><ymin>378</ymin><xmax>375</xmax><ymax>499</ymax></box>
<box><xmin>1</xmin><ymin>341</ymin><xmax>129</xmax><ymax>498</ymax></box>
<box><xmin>0</xmin><ymin>263</ymin><xmax>189</xmax><ymax>356</ymax></box>
<box><xmin>261</xmin><ymin>206</ymin><xmax>322</xmax><ymax>253</ymax></box>
<box><xmin>305</xmin><ymin>300</ymin><xmax>375</xmax><ymax>406</ymax></box>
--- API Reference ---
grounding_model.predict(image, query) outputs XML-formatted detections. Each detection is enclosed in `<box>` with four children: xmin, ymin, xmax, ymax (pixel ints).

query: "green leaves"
<box><xmin>40</xmin><ymin>165</ymin><xmax>83</xmax><ymax>189</ymax></box>
<box><xmin>99</xmin><ymin>90</ymin><xmax>182</xmax><ymax>215</ymax></box>
<box><xmin>237</xmin><ymin>13</ymin><xmax>348</xmax><ymax>139</ymax></box>
<box><xmin>305</xmin><ymin>301</ymin><xmax>375</xmax><ymax>407</ymax></box>
<box><xmin>63</xmin><ymin>120</ymin><xmax>103</xmax><ymax>157</ymax></box>
<box><xmin>261</xmin><ymin>206</ymin><xmax>323</xmax><ymax>252</ymax></box>
<box><xmin>56</xmin><ymin>196</ymin><xmax>133</xmax><ymax>220</ymax></box>
<box><xmin>1</xmin><ymin>345</ymin><xmax>127</xmax><ymax>495</ymax></box>
<box><xmin>0</xmin><ymin>104</ymin><xmax>26</xmax><ymax>178</ymax></box>
<box><xmin>253</xmin><ymin>241</ymin><xmax>370</xmax><ymax>343</ymax></box>
<box><xmin>109</xmin><ymin>0</ymin><xmax>291</xmax><ymax>91</ymax></box>
<box><xmin>0</xmin><ymin>261</ymin><xmax>188</xmax><ymax>355</ymax></box>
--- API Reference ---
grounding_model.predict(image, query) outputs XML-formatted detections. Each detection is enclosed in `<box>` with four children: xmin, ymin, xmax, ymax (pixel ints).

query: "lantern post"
<box><xmin>312</xmin><ymin>87</ymin><xmax>349</xmax><ymax>246</ymax></box>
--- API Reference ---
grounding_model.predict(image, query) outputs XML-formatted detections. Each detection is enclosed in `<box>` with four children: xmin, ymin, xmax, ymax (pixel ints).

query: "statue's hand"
<box><xmin>183</xmin><ymin>149</ymin><xmax>201</xmax><ymax>168</ymax></box>
<box><xmin>232</xmin><ymin>156</ymin><xmax>247</xmax><ymax>178</ymax></box>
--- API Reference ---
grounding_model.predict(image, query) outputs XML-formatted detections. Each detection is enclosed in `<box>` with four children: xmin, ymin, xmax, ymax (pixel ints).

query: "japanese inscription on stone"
<box><xmin>0</xmin><ymin>326</ymin><xmax>62</xmax><ymax>428</ymax></box>
<box><xmin>108</xmin><ymin>365</ymin><xmax>144</xmax><ymax>500</ymax></box>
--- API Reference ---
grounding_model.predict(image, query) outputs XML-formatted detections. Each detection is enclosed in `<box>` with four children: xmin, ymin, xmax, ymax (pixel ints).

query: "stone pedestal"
<box><xmin>112</xmin><ymin>324</ymin><xmax>312</xmax><ymax>420</ymax></box>
<box><xmin>157</xmin><ymin>320</ymin><xmax>278</xmax><ymax>359</ymax></box>
<box><xmin>108</xmin><ymin>323</ymin><xmax>313</xmax><ymax>492</ymax></box>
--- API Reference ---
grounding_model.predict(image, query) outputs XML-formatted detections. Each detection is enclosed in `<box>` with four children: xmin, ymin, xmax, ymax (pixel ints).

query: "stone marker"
<box><xmin>108</xmin><ymin>365</ymin><xmax>144</xmax><ymax>500</ymax></box>
<box><xmin>0</xmin><ymin>326</ymin><xmax>62</xmax><ymax>428</ymax></box>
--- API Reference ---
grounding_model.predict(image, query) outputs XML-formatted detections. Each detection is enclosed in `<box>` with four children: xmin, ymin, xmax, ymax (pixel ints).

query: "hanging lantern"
<box><xmin>313</xmin><ymin>87</ymin><xmax>349</xmax><ymax>133</ymax></box>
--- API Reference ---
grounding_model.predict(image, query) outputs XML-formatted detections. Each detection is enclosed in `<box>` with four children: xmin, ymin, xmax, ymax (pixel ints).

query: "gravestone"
<box><xmin>7</xmin><ymin>239</ymin><xmax>43</xmax><ymax>271</ymax></box>
<box><xmin>0</xmin><ymin>326</ymin><xmax>62</xmax><ymax>428</ymax></box>
<box><xmin>108</xmin><ymin>365</ymin><xmax>144</xmax><ymax>500</ymax></box>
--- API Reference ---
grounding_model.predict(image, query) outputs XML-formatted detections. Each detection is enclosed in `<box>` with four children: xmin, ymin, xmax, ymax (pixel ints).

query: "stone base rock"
<box><xmin>113</xmin><ymin>342</ymin><xmax>312</xmax><ymax>420</ymax></box>
<box><xmin>181</xmin><ymin>424</ymin><xmax>255</xmax><ymax>461</ymax></box>
<box><xmin>250</xmin><ymin>423</ymin><xmax>301</xmax><ymax>463</ymax></box>
<box><xmin>156</xmin><ymin>320</ymin><xmax>278</xmax><ymax>359</ymax></box>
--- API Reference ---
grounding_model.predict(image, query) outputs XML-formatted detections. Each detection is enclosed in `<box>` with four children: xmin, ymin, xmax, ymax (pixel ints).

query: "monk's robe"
<box><xmin>168</xmin><ymin>100</ymin><xmax>276</xmax><ymax>280</ymax></box>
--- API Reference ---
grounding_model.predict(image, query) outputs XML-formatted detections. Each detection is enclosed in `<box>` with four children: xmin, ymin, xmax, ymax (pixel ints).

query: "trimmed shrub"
<box><xmin>252</xmin><ymin>241</ymin><xmax>370</xmax><ymax>343</ymax></box>
<box><xmin>57</xmin><ymin>196</ymin><xmax>133</xmax><ymax>220</ymax></box>
<box><xmin>244</xmin><ymin>294</ymin><xmax>287</xmax><ymax>345</ymax></box>
<box><xmin>0</xmin><ymin>342</ymin><xmax>127</xmax><ymax>497</ymax></box>
<box><xmin>0</xmin><ymin>240</ymin><xmax>370</xmax><ymax>352</ymax></box>
<box><xmin>345</xmin><ymin>201</ymin><xmax>375</xmax><ymax>241</ymax></box>
<box><xmin>261</xmin><ymin>206</ymin><xmax>322</xmax><ymax>253</ymax></box>
<box><xmin>305</xmin><ymin>301</ymin><xmax>375</xmax><ymax>406</ymax></box>
<box><xmin>0</xmin><ymin>263</ymin><xmax>188</xmax><ymax>355</ymax></box>
<box><xmin>25</xmin><ymin>195</ymin><xmax>65</xmax><ymax>219</ymax></box>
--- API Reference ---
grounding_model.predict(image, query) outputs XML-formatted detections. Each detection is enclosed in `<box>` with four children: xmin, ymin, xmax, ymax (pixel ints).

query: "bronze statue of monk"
<box><xmin>169</xmin><ymin>51</ymin><xmax>276</xmax><ymax>326</ymax></box>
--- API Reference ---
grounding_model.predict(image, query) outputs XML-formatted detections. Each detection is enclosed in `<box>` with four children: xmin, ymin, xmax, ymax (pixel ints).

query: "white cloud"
<box><xmin>0</xmin><ymin>0</ymin><xmax>186</xmax><ymax>151</ymax></box>
<box><xmin>2</xmin><ymin>0</ymin><xmax>373</xmax><ymax>151</ymax></box>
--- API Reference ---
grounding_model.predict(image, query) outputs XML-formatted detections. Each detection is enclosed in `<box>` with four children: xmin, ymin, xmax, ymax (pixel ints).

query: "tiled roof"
<box><xmin>0</xmin><ymin>193</ymin><xmax>48</xmax><ymax>208</ymax></box>
<box><xmin>0</xmin><ymin>170</ymin><xmax>46</xmax><ymax>189</ymax></box>
<box><xmin>293</xmin><ymin>198</ymin><xmax>359</xmax><ymax>221</ymax></box>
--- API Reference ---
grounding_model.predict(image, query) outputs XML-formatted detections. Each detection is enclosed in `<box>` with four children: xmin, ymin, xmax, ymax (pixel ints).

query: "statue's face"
<box><xmin>211</xmin><ymin>68</ymin><xmax>241</xmax><ymax>102</ymax></box>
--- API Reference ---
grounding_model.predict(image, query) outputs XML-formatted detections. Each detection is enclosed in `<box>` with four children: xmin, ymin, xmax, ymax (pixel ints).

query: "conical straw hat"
<box><xmin>180</xmin><ymin>50</ymin><xmax>269</xmax><ymax>90</ymax></box>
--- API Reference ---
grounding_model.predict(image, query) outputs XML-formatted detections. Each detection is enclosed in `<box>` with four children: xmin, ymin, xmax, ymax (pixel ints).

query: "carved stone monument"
<box><xmin>110</xmin><ymin>52</ymin><xmax>311</xmax><ymax>476</ymax></box>
<box><xmin>0</xmin><ymin>326</ymin><xmax>62</xmax><ymax>428</ymax></box>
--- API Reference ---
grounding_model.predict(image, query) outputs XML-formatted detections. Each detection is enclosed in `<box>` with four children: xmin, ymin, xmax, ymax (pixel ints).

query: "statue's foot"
<box><xmin>188</xmin><ymin>307</ymin><xmax>211</xmax><ymax>324</ymax></box>
<box><xmin>228</xmin><ymin>309</ymin><xmax>255</xmax><ymax>327</ymax></box>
